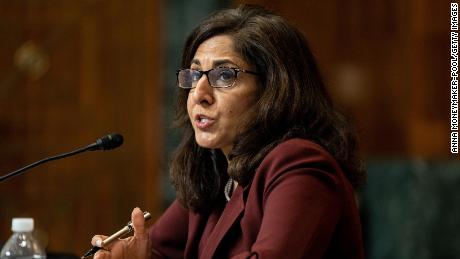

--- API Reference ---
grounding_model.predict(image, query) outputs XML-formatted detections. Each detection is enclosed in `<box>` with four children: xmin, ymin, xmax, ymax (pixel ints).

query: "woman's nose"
<box><xmin>190</xmin><ymin>75</ymin><xmax>214</xmax><ymax>105</ymax></box>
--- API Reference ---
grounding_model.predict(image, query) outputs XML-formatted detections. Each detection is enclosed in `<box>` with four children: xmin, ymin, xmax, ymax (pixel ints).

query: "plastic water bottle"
<box><xmin>0</xmin><ymin>218</ymin><xmax>46</xmax><ymax>259</ymax></box>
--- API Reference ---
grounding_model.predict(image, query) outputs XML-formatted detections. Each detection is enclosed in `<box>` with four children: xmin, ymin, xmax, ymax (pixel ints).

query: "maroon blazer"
<box><xmin>149</xmin><ymin>139</ymin><xmax>365</xmax><ymax>259</ymax></box>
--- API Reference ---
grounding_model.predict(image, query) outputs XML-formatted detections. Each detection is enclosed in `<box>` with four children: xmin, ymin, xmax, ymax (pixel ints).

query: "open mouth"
<box><xmin>195</xmin><ymin>114</ymin><xmax>215</xmax><ymax>129</ymax></box>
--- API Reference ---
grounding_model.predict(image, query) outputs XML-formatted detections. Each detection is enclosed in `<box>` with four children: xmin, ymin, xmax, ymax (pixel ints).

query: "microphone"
<box><xmin>0</xmin><ymin>133</ymin><xmax>124</xmax><ymax>183</ymax></box>
<box><xmin>86</xmin><ymin>133</ymin><xmax>124</xmax><ymax>151</ymax></box>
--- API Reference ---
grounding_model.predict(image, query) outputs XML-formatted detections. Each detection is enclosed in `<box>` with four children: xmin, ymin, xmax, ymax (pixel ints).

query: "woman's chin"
<box><xmin>195</xmin><ymin>138</ymin><xmax>219</xmax><ymax>150</ymax></box>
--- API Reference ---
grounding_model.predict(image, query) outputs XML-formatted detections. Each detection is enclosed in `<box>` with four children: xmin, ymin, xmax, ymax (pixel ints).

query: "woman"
<box><xmin>92</xmin><ymin>4</ymin><xmax>365</xmax><ymax>259</ymax></box>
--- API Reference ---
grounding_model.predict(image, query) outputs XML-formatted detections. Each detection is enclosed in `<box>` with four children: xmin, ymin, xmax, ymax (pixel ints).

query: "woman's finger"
<box><xmin>91</xmin><ymin>235</ymin><xmax>108</xmax><ymax>247</ymax></box>
<box><xmin>124</xmin><ymin>208</ymin><xmax>151</xmax><ymax>258</ymax></box>
<box><xmin>91</xmin><ymin>208</ymin><xmax>150</xmax><ymax>259</ymax></box>
<box><xmin>93</xmin><ymin>249</ymin><xmax>111</xmax><ymax>259</ymax></box>
<box><xmin>131</xmin><ymin>207</ymin><xmax>148</xmax><ymax>241</ymax></box>
<box><xmin>93</xmin><ymin>238</ymin><xmax>130</xmax><ymax>259</ymax></box>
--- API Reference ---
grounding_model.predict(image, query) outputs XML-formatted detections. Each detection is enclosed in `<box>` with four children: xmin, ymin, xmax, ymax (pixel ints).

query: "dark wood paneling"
<box><xmin>234</xmin><ymin>0</ymin><xmax>451</xmax><ymax>157</ymax></box>
<box><xmin>0</xmin><ymin>0</ymin><xmax>163</xmax><ymax>255</ymax></box>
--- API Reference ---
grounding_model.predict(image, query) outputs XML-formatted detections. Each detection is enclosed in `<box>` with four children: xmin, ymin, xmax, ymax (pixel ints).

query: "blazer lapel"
<box><xmin>201</xmin><ymin>185</ymin><xmax>245</xmax><ymax>259</ymax></box>
<box><xmin>184</xmin><ymin>212</ymin><xmax>208</xmax><ymax>259</ymax></box>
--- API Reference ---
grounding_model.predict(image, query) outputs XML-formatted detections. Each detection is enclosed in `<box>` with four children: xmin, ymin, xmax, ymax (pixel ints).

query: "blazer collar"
<box><xmin>200</xmin><ymin>184</ymin><xmax>245</xmax><ymax>259</ymax></box>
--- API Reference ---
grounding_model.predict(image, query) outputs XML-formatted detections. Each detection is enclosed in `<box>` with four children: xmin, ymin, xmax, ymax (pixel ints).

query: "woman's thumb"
<box><xmin>131</xmin><ymin>207</ymin><xmax>148</xmax><ymax>240</ymax></box>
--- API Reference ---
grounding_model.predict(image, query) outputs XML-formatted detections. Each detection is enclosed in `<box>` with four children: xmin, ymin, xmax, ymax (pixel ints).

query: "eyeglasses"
<box><xmin>176</xmin><ymin>67</ymin><xmax>259</xmax><ymax>89</ymax></box>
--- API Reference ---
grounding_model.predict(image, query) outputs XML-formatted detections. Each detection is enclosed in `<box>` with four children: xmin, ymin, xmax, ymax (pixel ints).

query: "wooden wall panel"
<box><xmin>408</xmin><ymin>0</ymin><xmax>450</xmax><ymax>156</ymax></box>
<box><xmin>233</xmin><ymin>0</ymin><xmax>451</xmax><ymax>158</ymax></box>
<box><xmin>0</xmin><ymin>0</ymin><xmax>163</xmax><ymax>255</ymax></box>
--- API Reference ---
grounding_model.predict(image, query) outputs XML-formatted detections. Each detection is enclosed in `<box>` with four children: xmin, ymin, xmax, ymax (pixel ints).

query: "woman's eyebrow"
<box><xmin>190</xmin><ymin>58</ymin><xmax>239</xmax><ymax>68</ymax></box>
<box><xmin>213</xmin><ymin>59</ymin><xmax>237</xmax><ymax>67</ymax></box>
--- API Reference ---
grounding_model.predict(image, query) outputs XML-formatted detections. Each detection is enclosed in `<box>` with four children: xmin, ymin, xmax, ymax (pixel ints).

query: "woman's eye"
<box><xmin>218</xmin><ymin>70</ymin><xmax>234</xmax><ymax>81</ymax></box>
<box><xmin>191</xmin><ymin>72</ymin><xmax>202</xmax><ymax>81</ymax></box>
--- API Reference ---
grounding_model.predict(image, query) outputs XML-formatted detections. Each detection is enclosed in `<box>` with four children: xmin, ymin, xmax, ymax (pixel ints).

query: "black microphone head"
<box><xmin>95</xmin><ymin>133</ymin><xmax>124</xmax><ymax>150</ymax></box>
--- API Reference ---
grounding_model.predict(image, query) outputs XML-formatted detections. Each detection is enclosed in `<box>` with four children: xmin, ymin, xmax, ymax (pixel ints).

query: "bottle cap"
<box><xmin>11</xmin><ymin>218</ymin><xmax>34</xmax><ymax>232</ymax></box>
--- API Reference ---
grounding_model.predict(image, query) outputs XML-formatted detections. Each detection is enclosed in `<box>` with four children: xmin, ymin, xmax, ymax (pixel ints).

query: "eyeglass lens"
<box><xmin>178</xmin><ymin>68</ymin><xmax>237</xmax><ymax>88</ymax></box>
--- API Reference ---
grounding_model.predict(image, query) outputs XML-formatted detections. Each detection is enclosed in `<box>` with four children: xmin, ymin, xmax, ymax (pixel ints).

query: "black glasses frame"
<box><xmin>176</xmin><ymin>67</ymin><xmax>259</xmax><ymax>89</ymax></box>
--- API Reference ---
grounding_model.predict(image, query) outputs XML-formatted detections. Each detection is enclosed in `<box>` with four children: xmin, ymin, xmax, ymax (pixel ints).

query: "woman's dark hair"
<box><xmin>171</xmin><ymin>4</ymin><xmax>365</xmax><ymax>212</ymax></box>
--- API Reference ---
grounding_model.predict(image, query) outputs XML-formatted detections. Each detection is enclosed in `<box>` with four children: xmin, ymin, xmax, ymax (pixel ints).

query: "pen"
<box><xmin>81</xmin><ymin>211</ymin><xmax>152</xmax><ymax>258</ymax></box>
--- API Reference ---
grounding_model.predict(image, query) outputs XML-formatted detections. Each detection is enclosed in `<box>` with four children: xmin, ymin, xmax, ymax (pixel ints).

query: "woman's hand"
<box><xmin>92</xmin><ymin>207</ymin><xmax>151</xmax><ymax>259</ymax></box>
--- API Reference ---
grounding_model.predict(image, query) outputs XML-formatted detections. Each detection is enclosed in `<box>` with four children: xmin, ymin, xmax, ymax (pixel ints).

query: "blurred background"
<box><xmin>0</xmin><ymin>0</ymin><xmax>458</xmax><ymax>258</ymax></box>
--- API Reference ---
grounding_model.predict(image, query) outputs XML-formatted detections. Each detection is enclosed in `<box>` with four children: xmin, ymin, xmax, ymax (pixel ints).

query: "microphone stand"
<box><xmin>0</xmin><ymin>133</ymin><xmax>122</xmax><ymax>183</ymax></box>
<box><xmin>0</xmin><ymin>144</ymin><xmax>94</xmax><ymax>183</ymax></box>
